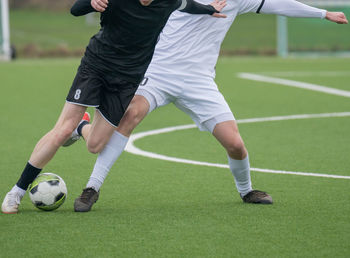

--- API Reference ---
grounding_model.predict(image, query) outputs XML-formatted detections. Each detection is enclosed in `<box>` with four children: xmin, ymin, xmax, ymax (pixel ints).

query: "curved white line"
<box><xmin>125</xmin><ymin>112</ymin><xmax>350</xmax><ymax>180</ymax></box>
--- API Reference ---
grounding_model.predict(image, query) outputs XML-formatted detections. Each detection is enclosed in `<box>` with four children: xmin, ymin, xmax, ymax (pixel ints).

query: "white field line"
<box><xmin>238</xmin><ymin>73</ymin><xmax>350</xmax><ymax>98</ymax></box>
<box><xmin>257</xmin><ymin>71</ymin><xmax>350</xmax><ymax>77</ymax></box>
<box><xmin>125</xmin><ymin>112</ymin><xmax>350</xmax><ymax>180</ymax></box>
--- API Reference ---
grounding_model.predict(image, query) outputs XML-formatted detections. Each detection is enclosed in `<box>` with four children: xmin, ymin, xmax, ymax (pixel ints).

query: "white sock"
<box><xmin>228</xmin><ymin>155</ymin><xmax>253</xmax><ymax>196</ymax></box>
<box><xmin>86</xmin><ymin>131</ymin><xmax>129</xmax><ymax>191</ymax></box>
<box><xmin>11</xmin><ymin>185</ymin><xmax>26</xmax><ymax>198</ymax></box>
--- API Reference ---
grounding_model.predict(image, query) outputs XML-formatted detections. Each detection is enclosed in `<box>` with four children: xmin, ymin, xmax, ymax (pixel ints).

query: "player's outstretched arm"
<box><xmin>325</xmin><ymin>12</ymin><xmax>348</xmax><ymax>24</ymax></box>
<box><xmin>71</xmin><ymin>0</ymin><xmax>96</xmax><ymax>16</ymax></box>
<box><xmin>179</xmin><ymin>0</ymin><xmax>227</xmax><ymax>18</ymax></box>
<box><xmin>258</xmin><ymin>0</ymin><xmax>347</xmax><ymax>24</ymax></box>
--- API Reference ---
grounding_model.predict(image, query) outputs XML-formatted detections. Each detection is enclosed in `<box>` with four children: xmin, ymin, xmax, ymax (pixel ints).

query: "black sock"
<box><xmin>16</xmin><ymin>162</ymin><xmax>42</xmax><ymax>190</ymax></box>
<box><xmin>77</xmin><ymin>121</ymin><xmax>89</xmax><ymax>137</ymax></box>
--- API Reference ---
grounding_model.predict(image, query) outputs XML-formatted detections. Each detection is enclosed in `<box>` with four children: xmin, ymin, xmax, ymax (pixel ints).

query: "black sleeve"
<box><xmin>71</xmin><ymin>0</ymin><xmax>96</xmax><ymax>16</ymax></box>
<box><xmin>179</xmin><ymin>0</ymin><xmax>218</xmax><ymax>15</ymax></box>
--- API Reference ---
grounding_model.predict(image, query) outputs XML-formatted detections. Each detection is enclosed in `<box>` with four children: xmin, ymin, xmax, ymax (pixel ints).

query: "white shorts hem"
<box><xmin>201</xmin><ymin>112</ymin><xmax>235</xmax><ymax>133</ymax></box>
<box><xmin>135</xmin><ymin>88</ymin><xmax>157</xmax><ymax>113</ymax></box>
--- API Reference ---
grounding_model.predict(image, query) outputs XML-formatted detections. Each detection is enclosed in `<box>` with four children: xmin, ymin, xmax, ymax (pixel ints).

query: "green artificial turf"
<box><xmin>0</xmin><ymin>57</ymin><xmax>349</xmax><ymax>257</ymax></box>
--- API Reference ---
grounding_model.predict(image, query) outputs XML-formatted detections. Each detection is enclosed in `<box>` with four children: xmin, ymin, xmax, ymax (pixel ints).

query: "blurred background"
<box><xmin>1</xmin><ymin>0</ymin><xmax>350</xmax><ymax>59</ymax></box>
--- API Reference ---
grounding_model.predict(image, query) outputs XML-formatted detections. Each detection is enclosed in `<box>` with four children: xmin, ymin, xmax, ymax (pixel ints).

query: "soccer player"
<box><xmin>1</xmin><ymin>0</ymin><xmax>228</xmax><ymax>214</ymax></box>
<box><xmin>70</xmin><ymin>0</ymin><xmax>348</xmax><ymax>212</ymax></box>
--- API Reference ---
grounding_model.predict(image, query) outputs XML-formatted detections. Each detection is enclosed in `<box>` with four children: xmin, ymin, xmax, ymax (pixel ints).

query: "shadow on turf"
<box><xmin>13</xmin><ymin>196</ymin><xmax>275</xmax><ymax>215</ymax></box>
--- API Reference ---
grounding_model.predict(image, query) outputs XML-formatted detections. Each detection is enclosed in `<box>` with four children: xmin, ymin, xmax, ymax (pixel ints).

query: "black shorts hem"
<box><xmin>96</xmin><ymin>108</ymin><xmax>118</xmax><ymax>128</ymax></box>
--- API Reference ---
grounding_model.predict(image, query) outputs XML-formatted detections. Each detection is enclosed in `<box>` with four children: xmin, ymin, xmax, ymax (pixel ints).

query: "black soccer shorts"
<box><xmin>66</xmin><ymin>62</ymin><xmax>139</xmax><ymax>127</ymax></box>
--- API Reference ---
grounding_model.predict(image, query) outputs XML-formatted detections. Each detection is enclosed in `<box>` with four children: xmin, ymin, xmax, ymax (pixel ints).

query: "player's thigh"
<box><xmin>212</xmin><ymin>120</ymin><xmax>245</xmax><ymax>151</ymax></box>
<box><xmin>53</xmin><ymin>102</ymin><xmax>87</xmax><ymax>132</ymax></box>
<box><xmin>117</xmin><ymin>95</ymin><xmax>150</xmax><ymax>136</ymax></box>
<box><xmin>125</xmin><ymin>95</ymin><xmax>150</xmax><ymax>119</ymax></box>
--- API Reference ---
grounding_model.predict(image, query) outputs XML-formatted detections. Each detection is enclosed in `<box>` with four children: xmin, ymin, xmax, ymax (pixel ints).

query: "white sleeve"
<box><xmin>259</xmin><ymin>0</ymin><xmax>327</xmax><ymax>19</ymax></box>
<box><xmin>238</xmin><ymin>0</ymin><xmax>263</xmax><ymax>15</ymax></box>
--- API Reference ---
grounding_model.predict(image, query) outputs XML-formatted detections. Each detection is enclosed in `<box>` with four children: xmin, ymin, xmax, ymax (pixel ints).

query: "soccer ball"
<box><xmin>29</xmin><ymin>173</ymin><xmax>67</xmax><ymax>211</ymax></box>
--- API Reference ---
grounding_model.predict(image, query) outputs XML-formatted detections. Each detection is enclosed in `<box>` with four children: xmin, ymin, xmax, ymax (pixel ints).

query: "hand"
<box><xmin>325</xmin><ymin>12</ymin><xmax>348</xmax><ymax>24</ymax></box>
<box><xmin>91</xmin><ymin>0</ymin><xmax>109</xmax><ymax>12</ymax></box>
<box><xmin>210</xmin><ymin>0</ymin><xmax>227</xmax><ymax>18</ymax></box>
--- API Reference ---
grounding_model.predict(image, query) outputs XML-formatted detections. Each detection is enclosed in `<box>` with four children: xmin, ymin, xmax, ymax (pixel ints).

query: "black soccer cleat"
<box><xmin>74</xmin><ymin>187</ymin><xmax>99</xmax><ymax>212</ymax></box>
<box><xmin>241</xmin><ymin>190</ymin><xmax>273</xmax><ymax>204</ymax></box>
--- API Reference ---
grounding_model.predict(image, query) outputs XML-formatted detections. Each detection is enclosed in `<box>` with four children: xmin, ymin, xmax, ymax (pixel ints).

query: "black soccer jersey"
<box><xmin>71</xmin><ymin>0</ymin><xmax>216</xmax><ymax>84</ymax></box>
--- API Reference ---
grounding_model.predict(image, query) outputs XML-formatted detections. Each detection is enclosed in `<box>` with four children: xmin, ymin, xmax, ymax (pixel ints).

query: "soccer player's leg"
<box><xmin>212</xmin><ymin>121</ymin><xmax>272</xmax><ymax>204</ymax></box>
<box><xmin>74</xmin><ymin>77</ymin><xmax>142</xmax><ymax>212</ymax></box>
<box><xmin>74</xmin><ymin>96</ymin><xmax>150</xmax><ymax>212</ymax></box>
<box><xmin>2</xmin><ymin>103</ymin><xmax>87</xmax><ymax>214</ymax></box>
<box><xmin>73</xmin><ymin>110</ymin><xmax>116</xmax><ymax>212</ymax></box>
<box><xmin>177</xmin><ymin>78</ymin><xmax>272</xmax><ymax>204</ymax></box>
<box><xmin>74</xmin><ymin>74</ymin><xmax>169</xmax><ymax>212</ymax></box>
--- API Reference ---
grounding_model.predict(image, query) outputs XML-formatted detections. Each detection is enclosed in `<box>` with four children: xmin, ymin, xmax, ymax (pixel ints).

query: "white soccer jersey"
<box><xmin>146</xmin><ymin>0</ymin><xmax>326</xmax><ymax>79</ymax></box>
<box><xmin>147</xmin><ymin>0</ymin><xmax>263</xmax><ymax>79</ymax></box>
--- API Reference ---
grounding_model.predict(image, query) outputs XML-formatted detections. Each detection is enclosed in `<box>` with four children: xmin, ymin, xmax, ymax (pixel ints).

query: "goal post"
<box><xmin>277</xmin><ymin>0</ymin><xmax>350</xmax><ymax>57</ymax></box>
<box><xmin>0</xmin><ymin>0</ymin><xmax>10</xmax><ymax>60</ymax></box>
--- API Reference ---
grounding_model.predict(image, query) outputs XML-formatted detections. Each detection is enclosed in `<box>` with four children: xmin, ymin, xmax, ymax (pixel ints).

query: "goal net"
<box><xmin>0</xmin><ymin>0</ymin><xmax>10</xmax><ymax>60</ymax></box>
<box><xmin>277</xmin><ymin>0</ymin><xmax>350</xmax><ymax>57</ymax></box>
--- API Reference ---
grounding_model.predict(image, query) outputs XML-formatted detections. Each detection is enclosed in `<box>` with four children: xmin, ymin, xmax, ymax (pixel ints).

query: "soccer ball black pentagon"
<box><xmin>29</xmin><ymin>173</ymin><xmax>67</xmax><ymax>211</ymax></box>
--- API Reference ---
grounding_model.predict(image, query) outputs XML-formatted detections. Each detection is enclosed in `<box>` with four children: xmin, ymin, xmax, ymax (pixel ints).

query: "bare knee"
<box><xmin>86</xmin><ymin>133</ymin><xmax>112</xmax><ymax>154</ymax></box>
<box><xmin>212</xmin><ymin>121</ymin><xmax>248</xmax><ymax>160</ymax></box>
<box><xmin>226</xmin><ymin>140</ymin><xmax>247</xmax><ymax>159</ymax></box>
<box><xmin>86</xmin><ymin>139</ymin><xmax>104</xmax><ymax>154</ymax></box>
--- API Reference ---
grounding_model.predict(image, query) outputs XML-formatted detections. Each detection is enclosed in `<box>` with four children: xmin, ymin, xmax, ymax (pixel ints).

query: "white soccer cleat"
<box><xmin>63</xmin><ymin>112</ymin><xmax>90</xmax><ymax>147</ymax></box>
<box><xmin>1</xmin><ymin>191</ymin><xmax>22</xmax><ymax>214</ymax></box>
<box><xmin>62</xmin><ymin>132</ymin><xmax>80</xmax><ymax>147</ymax></box>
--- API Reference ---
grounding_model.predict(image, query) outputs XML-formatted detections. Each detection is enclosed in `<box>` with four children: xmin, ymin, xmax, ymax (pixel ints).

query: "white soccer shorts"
<box><xmin>135</xmin><ymin>73</ymin><xmax>235</xmax><ymax>133</ymax></box>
